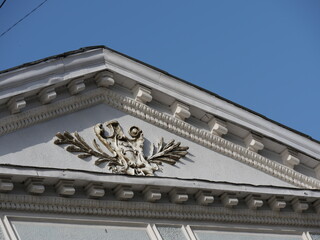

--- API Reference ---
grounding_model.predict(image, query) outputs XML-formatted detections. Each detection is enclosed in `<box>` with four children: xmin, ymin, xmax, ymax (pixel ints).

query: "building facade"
<box><xmin>0</xmin><ymin>46</ymin><xmax>319</xmax><ymax>240</ymax></box>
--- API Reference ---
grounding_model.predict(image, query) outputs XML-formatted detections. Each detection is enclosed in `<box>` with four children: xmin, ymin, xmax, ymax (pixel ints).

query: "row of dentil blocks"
<box><xmin>0</xmin><ymin>178</ymin><xmax>314</xmax><ymax>213</ymax></box>
<box><xmin>5</xmin><ymin>70</ymin><xmax>303</xmax><ymax>171</ymax></box>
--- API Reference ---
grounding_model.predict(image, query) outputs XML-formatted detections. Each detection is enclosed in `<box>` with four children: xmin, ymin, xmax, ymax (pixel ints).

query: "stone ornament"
<box><xmin>54</xmin><ymin>120</ymin><xmax>189</xmax><ymax>176</ymax></box>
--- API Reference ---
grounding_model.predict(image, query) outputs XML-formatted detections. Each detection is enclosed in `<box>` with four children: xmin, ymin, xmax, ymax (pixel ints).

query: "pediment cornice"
<box><xmin>1</xmin><ymin>47</ymin><xmax>319</xmax><ymax>157</ymax></box>
<box><xmin>0</xmin><ymin>87</ymin><xmax>319</xmax><ymax>189</ymax></box>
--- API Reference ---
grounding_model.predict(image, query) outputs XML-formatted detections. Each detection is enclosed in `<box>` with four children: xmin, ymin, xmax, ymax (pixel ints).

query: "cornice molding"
<box><xmin>1</xmin><ymin>88</ymin><xmax>319</xmax><ymax>189</ymax></box>
<box><xmin>103</xmin><ymin>49</ymin><xmax>320</xmax><ymax>160</ymax></box>
<box><xmin>0</xmin><ymin>47</ymin><xmax>319</xmax><ymax>161</ymax></box>
<box><xmin>1</xmin><ymin>165</ymin><xmax>319</xmax><ymax>198</ymax></box>
<box><xmin>0</xmin><ymin>194</ymin><xmax>319</xmax><ymax>227</ymax></box>
<box><xmin>0</xmin><ymin>48</ymin><xmax>106</xmax><ymax>104</ymax></box>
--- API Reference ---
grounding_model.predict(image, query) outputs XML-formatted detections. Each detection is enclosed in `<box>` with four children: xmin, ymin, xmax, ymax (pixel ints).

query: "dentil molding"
<box><xmin>0</xmin><ymin>88</ymin><xmax>319</xmax><ymax>189</ymax></box>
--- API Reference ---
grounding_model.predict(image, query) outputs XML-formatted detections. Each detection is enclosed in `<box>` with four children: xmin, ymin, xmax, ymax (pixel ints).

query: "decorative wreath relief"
<box><xmin>54</xmin><ymin>120</ymin><xmax>189</xmax><ymax>176</ymax></box>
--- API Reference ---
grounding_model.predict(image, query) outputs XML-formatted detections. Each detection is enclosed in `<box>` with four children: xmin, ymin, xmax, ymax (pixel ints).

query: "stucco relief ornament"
<box><xmin>54</xmin><ymin>120</ymin><xmax>189</xmax><ymax>176</ymax></box>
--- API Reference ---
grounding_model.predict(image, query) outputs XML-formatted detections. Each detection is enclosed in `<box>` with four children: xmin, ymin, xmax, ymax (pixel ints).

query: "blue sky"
<box><xmin>0</xmin><ymin>0</ymin><xmax>319</xmax><ymax>140</ymax></box>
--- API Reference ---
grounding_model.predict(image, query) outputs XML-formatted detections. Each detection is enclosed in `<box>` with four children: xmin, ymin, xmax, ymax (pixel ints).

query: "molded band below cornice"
<box><xmin>0</xmin><ymin>194</ymin><xmax>319</xmax><ymax>227</ymax></box>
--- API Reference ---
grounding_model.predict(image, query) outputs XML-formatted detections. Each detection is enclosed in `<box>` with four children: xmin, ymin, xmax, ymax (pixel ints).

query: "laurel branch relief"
<box><xmin>54</xmin><ymin>120</ymin><xmax>189</xmax><ymax>176</ymax></box>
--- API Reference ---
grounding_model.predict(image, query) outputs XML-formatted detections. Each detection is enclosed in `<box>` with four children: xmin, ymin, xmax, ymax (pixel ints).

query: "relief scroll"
<box><xmin>54</xmin><ymin>120</ymin><xmax>189</xmax><ymax>176</ymax></box>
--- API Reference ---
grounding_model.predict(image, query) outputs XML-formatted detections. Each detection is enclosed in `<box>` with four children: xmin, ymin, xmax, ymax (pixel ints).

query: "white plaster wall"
<box><xmin>0</xmin><ymin>104</ymin><xmax>294</xmax><ymax>188</ymax></box>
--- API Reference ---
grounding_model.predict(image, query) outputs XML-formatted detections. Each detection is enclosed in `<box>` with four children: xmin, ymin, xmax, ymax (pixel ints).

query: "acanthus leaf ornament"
<box><xmin>54</xmin><ymin>120</ymin><xmax>189</xmax><ymax>176</ymax></box>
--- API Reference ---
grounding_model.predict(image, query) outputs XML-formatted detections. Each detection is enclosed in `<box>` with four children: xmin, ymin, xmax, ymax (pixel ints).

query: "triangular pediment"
<box><xmin>0</xmin><ymin>46</ymin><xmax>319</xmax><ymax>190</ymax></box>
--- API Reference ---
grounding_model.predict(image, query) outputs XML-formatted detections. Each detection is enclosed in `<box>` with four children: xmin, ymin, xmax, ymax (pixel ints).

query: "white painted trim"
<box><xmin>0</xmin><ymin>47</ymin><xmax>319</xmax><ymax>161</ymax></box>
<box><xmin>0</xmin><ymin>88</ymin><xmax>318</xmax><ymax>188</ymax></box>
<box><xmin>185</xmin><ymin>225</ymin><xmax>197</xmax><ymax>240</ymax></box>
<box><xmin>0</xmin><ymin>195</ymin><xmax>320</xmax><ymax>227</ymax></box>
<box><xmin>147</xmin><ymin>224</ymin><xmax>160</xmax><ymax>240</ymax></box>
<box><xmin>0</xmin><ymin>48</ymin><xmax>106</xmax><ymax>104</ymax></box>
<box><xmin>0</xmin><ymin>218</ymin><xmax>10</xmax><ymax>240</ymax></box>
<box><xmin>302</xmin><ymin>232</ymin><xmax>311</xmax><ymax>240</ymax></box>
<box><xmin>151</xmin><ymin>224</ymin><xmax>163</xmax><ymax>240</ymax></box>
<box><xmin>1</xmin><ymin>165</ymin><xmax>319</xmax><ymax>199</ymax></box>
<box><xmin>181</xmin><ymin>225</ymin><xmax>193</xmax><ymax>240</ymax></box>
<box><xmin>3</xmin><ymin>216</ymin><xmax>17</xmax><ymax>240</ymax></box>
<box><xmin>153</xmin><ymin>224</ymin><xmax>191</xmax><ymax>240</ymax></box>
<box><xmin>188</xmin><ymin>224</ymin><xmax>305</xmax><ymax>239</ymax></box>
<box><xmin>103</xmin><ymin>49</ymin><xmax>320</xmax><ymax>160</ymax></box>
<box><xmin>4</xmin><ymin>215</ymin><xmax>159</xmax><ymax>240</ymax></box>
